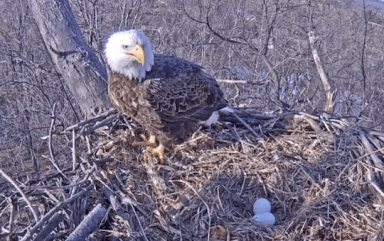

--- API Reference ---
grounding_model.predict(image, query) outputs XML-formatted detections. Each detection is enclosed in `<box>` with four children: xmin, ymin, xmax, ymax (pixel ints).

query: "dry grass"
<box><xmin>1</xmin><ymin>109</ymin><xmax>384</xmax><ymax>240</ymax></box>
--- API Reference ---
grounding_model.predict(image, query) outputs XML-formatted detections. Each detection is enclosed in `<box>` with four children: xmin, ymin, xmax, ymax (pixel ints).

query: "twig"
<box><xmin>29</xmin><ymin>166</ymin><xmax>93</xmax><ymax>190</ymax></box>
<box><xmin>231</xmin><ymin>111</ymin><xmax>262</xmax><ymax>138</ymax></box>
<box><xmin>299</xmin><ymin>167</ymin><xmax>323</xmax><ymax>191</ymax></box>
<box><xmin>0</xmin><ymin>168</ymin><xmax>39</xmax><ymax>222</ymax></box>
<box><xmin>32</xmin><ymin>212</ymin><xmax>65</xmax><ymax>241</ymax></box>
<box><xmin>360</xmin><ymin>131</ymin><xmax>384</xmax><ymax>170</ymax></box>
<box><xmin>72</xmin><ymin>129</ymin><xmax>77</xmax><ymax>170</ymax></box>
<box><xmin>216</xmin><ymin>79</ymin><xmax>247</xmax><ymax>84</ymax></box>
<box><xmin>175</xmin><ymin>180</ymin><xmax>212</xmax><ymax>241</ymax></box>
<box><xmin>81</xmin><ymin>113</ymin><xmax>119</xmax><ymax>137</ymax></box>
<box><xmin>66</xmin><ymin>108</ymin><xmax>118</xmax><ymax>132</ymax></box>
<box><xmin>121</xmin><ymin>114</ymin><xmax>135</xmax><ymax>136</ymax></box>
<box><xmin>40</xmin><ymin>108</ymin><xmax>118</xmax><ymax>140</ymax></box>
<box><xmin>86</xmin><ymin>136</ymin><xmax>92</xmax><ymax>154</ymax></box>
<box><xmin>205</xmin><ymin>14</ymin><xmax>246</xmax><ymax>44</ymax></box>
<box><xmin>127</xmin><ymin>200</ymin><xmax>148</xmax><ymax>241</ymax></box>
<box><xmin>20</xmin><ymin>185</ymin><xmax>92</xmax><ymax>241</ymax></box>
<box><xmin>66</xmin><ymin>203</ymin><xmax>107</xmax><ymax>241</ymax></box>
<box><xmin>361</xmin><ymin>0</ymin><xmax>368</xmax><ymax>98</ymax></box>
<box><xmin>367</xmin><ymin>169</ymin><xmax>384</xmax><ymax>198</ymax></box>
<box><xmin>101</xmin><ymin>185</ymin><xmax>130</xmax><ymax>221</ymax></box>
<box><xmin>47</xmin><ymin>103</ymin><xmax>69</xmax><ymax>180</ymax></box>
<box><xmin>255</xmin><ymin>2</ymin><xmax>280</xmax><ymax>101</ymax></box>
<box><xmin>101</xmin><ymin>185</ymin><xmax>135</xmax><ymax>239</ymax></box>
<box><xmin>7</xmin><ymin>197</ymin><xmax>15</xmax><ymax>241</ymax></box>
<box><xmin>142</xmin><ymin>160</ymin><xmax>167</xmax><ymax>196</ymax></box>
<box><xmin>355</xmin><ymin>146</ymin><xmax>384</xmax><ymax>161</ymax></box>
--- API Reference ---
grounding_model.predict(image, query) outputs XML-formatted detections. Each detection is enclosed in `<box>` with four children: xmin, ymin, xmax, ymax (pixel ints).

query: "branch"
<box><xmin>216</xmin><ymin>79</ymin><xmax>247</xmax><ymax>84</ymax></box>
<box><xmin>261</xmin><ymin>2</ymin><xmax>280</xmax><ymax>101</ymax></box>
<box><xmin>181</xmin><ymin>2</ymin><xmax>246</xmax><ymax>45</ymax></box>
<box><xmin>308</xmin><ymin>31</ymin><xmax>334</xmax><ymax>113</ymax></box>
<box><xmin>32</xmin><ymin>212</ymin><xmax>65</xmax><ymax>241</ymax></box>
<box><xmin>360</xmin><ymin>131</ymin><xmax>384</xmax><ymax>170</ymax></box>
<box><xmin>205</xmin><ymin>14</ymin><xmax>246</xmax><ymax>44</ymax></box>
<box><xmin>66</xmin><ymin>204</ymin><xmax>107</xmax><ymax>241</ymax></box>
<box><xmin>20</xmin><ymin>186</ymin><xmax>92</xmax><ymax>241</ymax></box>
<box><xmin>47</xmin><ymin>103</ymin><xmax>70</xmax><ymax>180</ymax></box>
<box><xmin>361</xmin><ymin>0</ymin><xmax>368</xmax><ymax>102</ymax></box>
<box><xmin>0</xmin><ymin>169</ymin><xmax>39</xmax><ymax>223</ymax></box>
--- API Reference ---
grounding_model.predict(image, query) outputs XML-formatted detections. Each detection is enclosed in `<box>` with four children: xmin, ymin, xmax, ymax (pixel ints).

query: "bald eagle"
<box><xmin>104</xmin><ymin>29</ymin><xmax>227</xmax><ymax>162</ymax></box>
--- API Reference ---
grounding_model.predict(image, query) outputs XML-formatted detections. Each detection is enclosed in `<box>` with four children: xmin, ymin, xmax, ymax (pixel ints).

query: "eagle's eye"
<box><xmin>122</xmin><ymin>45</ymin><xmax>129</xmax><ymax>49</ymax></box>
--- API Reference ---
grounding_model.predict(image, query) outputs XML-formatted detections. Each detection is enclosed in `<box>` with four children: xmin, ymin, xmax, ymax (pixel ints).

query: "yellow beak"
<box><xmin>128</xmin><ymin>44</ymin><xmax>145</xmax><ymax>66</ymax></box>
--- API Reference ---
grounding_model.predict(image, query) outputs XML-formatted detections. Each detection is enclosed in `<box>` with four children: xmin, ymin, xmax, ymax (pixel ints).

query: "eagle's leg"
<box><xmin>132</xmin><ymin>134</ymin><xmax>157</xmax><ymax>148</ymax></box>
<box><xmin>146</xmin><ymin>144</ymin><xmax>165</xmax><ymax>163</ymax></box>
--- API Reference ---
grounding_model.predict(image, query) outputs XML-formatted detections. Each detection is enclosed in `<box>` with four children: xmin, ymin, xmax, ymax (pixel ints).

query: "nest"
<box><xmin>1</xmin><ymin>108</ymin><xmax>384</xmax><ymax>240</ymax></box>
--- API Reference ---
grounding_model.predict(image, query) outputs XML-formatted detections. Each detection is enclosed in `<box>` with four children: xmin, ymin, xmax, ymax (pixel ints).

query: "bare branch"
<box><xmin>308</xmin><ymin>31</ymin><xmax>334</xmax><ymax>113</ymax></box>
<box><xmin>216</xmin><ymin>79</ymin><xmax>247</xmax><ymax>84</ymax></box>
<box><xmin>66</xmin><ymin>204</ymin><xmax>107</xmax><ymax>241</ymax></box>
<box><xmin>32</xmin><ymin>212</ymin><xmax>65</xmax><ymax>241</ymax></box>
<box><xmin>0</xmin><ymin>169</ymin><xmax>39</xmax><ymax>223</ymax></box>
<box><xmin>20</xmin><ymin>186</ymin><xmax>92</xmax><ymax>241</ymax></box>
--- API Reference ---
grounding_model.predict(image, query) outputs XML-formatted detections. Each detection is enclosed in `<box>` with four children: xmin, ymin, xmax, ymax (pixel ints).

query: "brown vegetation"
<box><xmin>1</xmin><ymin>0</ymin><xmax>384</xmax><ymax>240</ymax></box>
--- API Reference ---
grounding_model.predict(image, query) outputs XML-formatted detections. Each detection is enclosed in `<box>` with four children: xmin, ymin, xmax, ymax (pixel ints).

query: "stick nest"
<box><xmin>1</xmin><ymin>108</ymin><xmax>384</xmax><ymax>240</ymax></box>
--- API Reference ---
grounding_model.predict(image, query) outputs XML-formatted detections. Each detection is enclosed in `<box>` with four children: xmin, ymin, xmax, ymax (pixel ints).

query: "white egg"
<box><xmin>252</xmin><ymin>212</ymin><xmax>275</xmax><ymax>226</ymax></box>
<box><xmin>253</xmin><ymin>198</ymin><xmax>271</xmax><ymax>214</ymax></box>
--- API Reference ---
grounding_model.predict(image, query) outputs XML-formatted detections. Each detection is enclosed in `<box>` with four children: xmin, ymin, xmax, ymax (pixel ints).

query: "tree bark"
<box><xmin>28</xmin><ymin>0</ymin><xmax>111</xmax><ymax>117</ymax></box>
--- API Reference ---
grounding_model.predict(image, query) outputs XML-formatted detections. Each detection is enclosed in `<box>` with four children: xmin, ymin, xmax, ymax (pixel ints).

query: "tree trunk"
<box><xmin>28</xmin><ymin>0</ymin><xmax>111</xmax><ymax>117</ymax></box>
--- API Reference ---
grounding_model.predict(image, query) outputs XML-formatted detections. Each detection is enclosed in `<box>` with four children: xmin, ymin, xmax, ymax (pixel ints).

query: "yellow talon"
<box><xmin>132</xmin><ymin>134</ymin><xmax>157</xmax><ymax>148</ymax></box>
<box><xmin>147</xmin><ymin>144</ymin><xmax>165</xmax><ymax>164</ymax></box>
<box><xmin>133</xmin><ymin>135</ymin><xmax>165</xmax><ymax>163</ymax></box>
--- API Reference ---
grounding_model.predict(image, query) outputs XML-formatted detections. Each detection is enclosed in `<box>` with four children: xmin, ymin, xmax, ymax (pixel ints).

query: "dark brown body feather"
<box><xmin>108</xmin><ymin>55</ymin><xmax>227</xmax><ymax>146</ymax></box>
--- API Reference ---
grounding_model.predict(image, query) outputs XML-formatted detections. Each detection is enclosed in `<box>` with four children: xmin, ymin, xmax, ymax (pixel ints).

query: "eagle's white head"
<box><xmin>104</xmin><ymin>29</ymin><xmax>154</xmax><ymax>80</ymax></box>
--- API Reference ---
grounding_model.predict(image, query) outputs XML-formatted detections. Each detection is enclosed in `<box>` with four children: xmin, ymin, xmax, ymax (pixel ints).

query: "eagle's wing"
<box><xmin>145</xmin><ymin>55</ymin><xmax>227</xmax><ymax>124</ymax></box>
